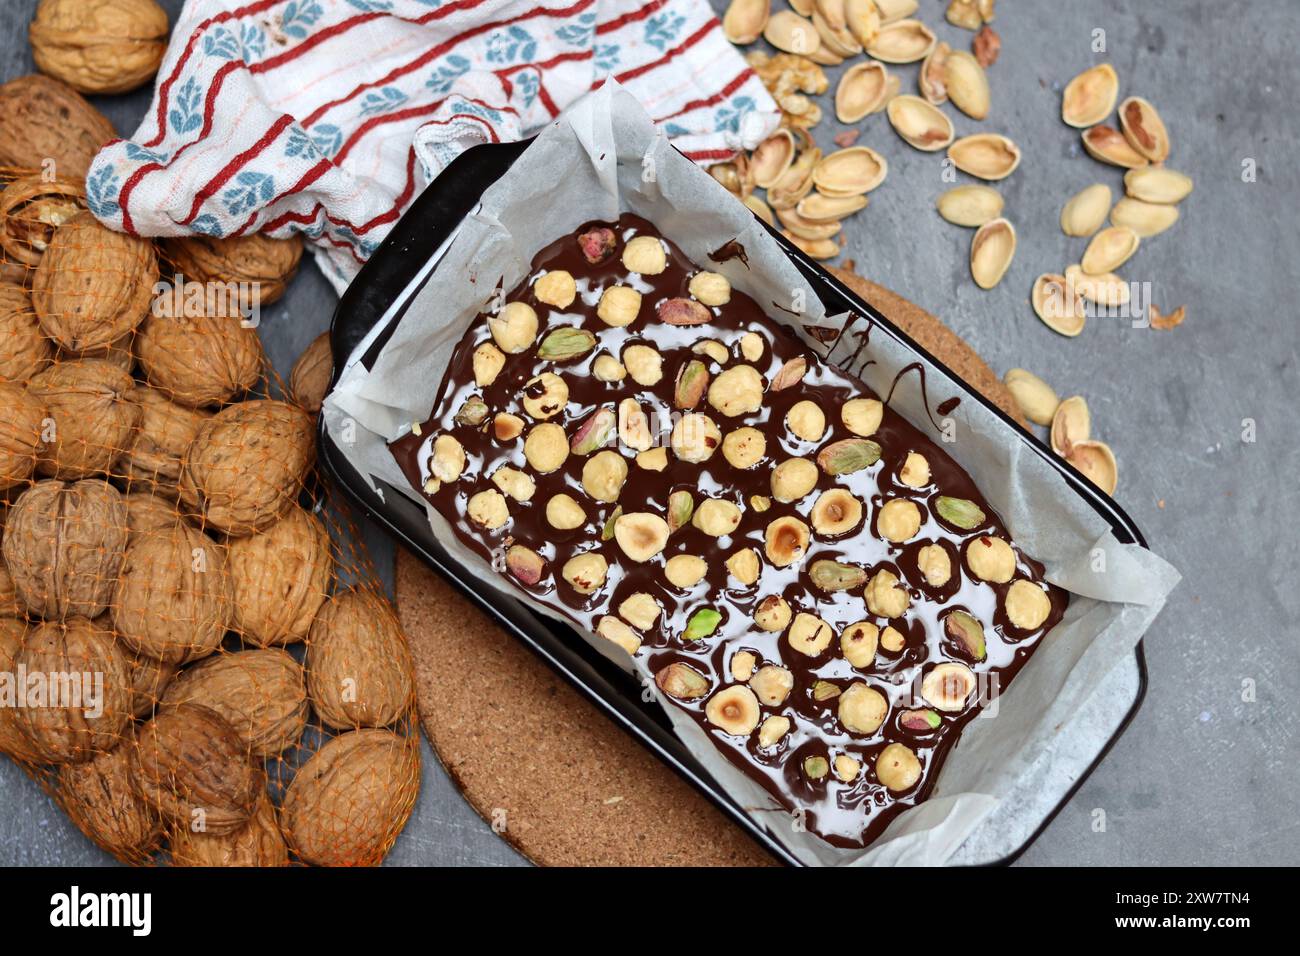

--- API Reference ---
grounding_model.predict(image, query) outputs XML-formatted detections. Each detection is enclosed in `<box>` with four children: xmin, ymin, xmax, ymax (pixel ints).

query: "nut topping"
<box><xmin>613</xmin><ymin>512</ymin><xmax>669</xmax><ymax>562</ymax></box>
<box><xmin>754</xmin><ymin>595</ymin><xmax>793</xmax><ymax>632</ymax></box>
<box><xmin>533</xmin><ymin>270</ymin><xmax>576</xmax><ymax>309</ymax></box>
<box><xmin>810</xmin><ymin>488</ymin><xmax>862</xmax><ymax>536</ymax></box>
<box><xmin>488</xmin><ymin>301</ymin><xmax>538</xmax><ymax>354</ymax></box>
<box><xmin>838</xmin><ymin>682</ymin><xmax>888</xmax><ymax>734</ymax></box>
<box><xmin>750</xmin><ymin>664</ymin><xmax>795</xmax><ymax>705</ymax></box>
<box><xmin>597</xmin><ymin>286</ymin><xmax>643</xmax><ymax>327</ymax></box>
<box><xmin>562</xmin><ymin>552</ymin><xmax>608</xmax><ymax>595</ymax></box>
<box><xmin>705</xmin><ymin>685</ymin><xmax>761</xmax><ymax>736</ymax></box>
<box><xmin>622</xmin><ymin>235</ymin><xmax>667</xmax><ymax>275</ymax></box>
<box><xmin>788</xmin><ymin>611</ymin><xmax>833</xmax><ymax>656</ymax></box>
<box><xmin>765</xmin><ymin>515</ymin><xmax>810</xmax><ymax>567</ymax></box>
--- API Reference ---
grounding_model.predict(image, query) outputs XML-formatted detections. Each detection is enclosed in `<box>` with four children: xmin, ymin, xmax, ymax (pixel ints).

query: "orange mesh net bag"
<box><xmin>0</xmin><ymin>164</ymin><xmax>421</xmax><ymax>867</ymax></box>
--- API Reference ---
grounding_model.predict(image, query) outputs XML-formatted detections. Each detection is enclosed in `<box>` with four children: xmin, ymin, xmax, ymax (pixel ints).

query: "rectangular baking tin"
<box><xmin>319</xmin><ymin>139</ymin><xmax>1149</xmax><ymax>867</ymax></box>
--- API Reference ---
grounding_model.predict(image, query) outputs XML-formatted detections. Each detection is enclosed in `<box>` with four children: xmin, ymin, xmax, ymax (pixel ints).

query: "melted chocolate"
<box><xmin>390</xmin><ymin>215</ymin><xmax>1067</xmax><ymax>848</ymax></box>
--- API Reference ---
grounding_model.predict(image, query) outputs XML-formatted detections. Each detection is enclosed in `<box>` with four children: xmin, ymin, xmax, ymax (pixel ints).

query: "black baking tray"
<box><xmin>319</xmin><ymin>138</ymin><xmax>1149</xmax><ymax>867</ymax></box>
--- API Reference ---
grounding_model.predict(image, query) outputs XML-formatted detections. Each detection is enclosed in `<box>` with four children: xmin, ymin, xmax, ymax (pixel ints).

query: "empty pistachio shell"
<box><xmin>655</xmin><ymin>661</ymin><xmax>710</xmax><ymax>700</ymax></box>
<box><xmin>537</xmin><ymin>327</ymin><xmax>596</xmax><ymax>360</ymax></box>
<box><xmin>943</xmin><ymin>49</ymin><xmax>989</xmax><ymax>120</ymax></box>
<box><xmin>1067</xmin><ymin>439</ymin><xmax>1118</xmax><ymax>494</ymax></box>
<box><xmin>813</xmin><ymin>146</ymin><xmax>888</xmax><ymax>195</ymax></box>
<box><xmin>1118</xmin><ymin>96</ymin><xmax>1169</xmax><ymax>162</ymax></box>
<box><xmin>867</xmin><ymin>18</ymin><xmax>936</xmax><ymax>63</ymax></box>
<box><xmin>970</xmin><ymin>217</ymin><xmax>1016</xmax><ymax>290</ymax></box>
<box><xmin>887</xmin><ymin>95</ymin><xmax>955</xmax><ymax>151</ymax></box>
<box><xmin>768</xmin><ymin>148</ymin><xmax>820</xmax><ymax>209</ymax></box>
<box><xmin>936</xmin><ymin>184</ymin><xmax>1003</xmax><ymax>227</ymax></box>
<box><xmin>764</xmin><ymin>9</ymin><xmax>820</xmax><ymax>54</ymax></box>
<box><xmin>875</xmin><ymin>0</ymin><xmax>918</xmax><ymax>23</ymax></box>
<box><xmin>1082</xmin><ymin>125</ymin><xmax>1148</xmax><ymax>169</ymax></box>
<box><xmin>817</xmin><ymin>437</ymin><xmax>882</xmax><ymax>475</ymax></box>
<box><xmin>1031</xmin><ymin>273</ymin><xmax>1086</xmax><ymax>337</ymax></box>
<box><xmin>948</xmin><ymin>134</ymin><xmax>1021</xmax><ymax>180</ymax></box>
<box><xmin>919</xmin><ymin>40</ymin><xmax>950</xmax><ymax>104</ymax></box>
<box><xmin>1050</xmin><ymin>395</ymin><xmax>1091</xmax><ymax>457</ymax></box>
<box><xmin>935</xmin><ymin>495</ymin><xmax>986</xmax><ymax>530</ymax></box>
<box><xmin>750</xmin><ymin>128</ymin><xmax>796</xmax><ymax>189</ymax></box>
<box><xmin>835</xmin><ymin>61</ymin><xmax>890</xmax><ymax>122</ymax></box>
<box><xmin>1110</xmin><ymin>197</ymin><xmax>1180</xmax><ymax>237</ymax></box>
<box><xmin>776</xmin><ymin>205</ymin><xmax>842</xmax><ymax>242</ymax></box>
<box><xmin>1123</xmin><ymin>167</ymin><xmax>1193</xmax><ymax>205</ymax></box>
<box><xmin>1081</xmin><ymin>226</ymin><xmax>1139</xmax><ymax>276</ymax></box>
<box><xmin>812</xmin><ymin>7</ymin><xmax>861</xmax><ymax>57</ymax></box>
<box><xmin>1065</xmin><ymin>263</ymin><xmax>1130</xmax><ymax>307</ymax></box>
<box><xmin>1060</xmin><ymin>183</ymin><xmax>1112</xmax><ymax>237</ymax></box>
<box><xmin>1003</xmin><ymin>368</ymin><xmax>1060</xmax><ymax>426</ymax></box>
<box><xmin>743</xmin><ymin>193</ymin><xmax>775</xmax><ymax>226</ymax></box>
<box><xmin>810</xmin><ymin>559</ymin><xmax>869</xmax><ymax>592</ymax></box>
<box><xmin>1061</xmin><ymin>63</ymin><xmax>1118</xmax><ymax>128</ymax></box>
<box><xmin>844</xmin><ymin>0</ymin><xmax>881</xmax><ymax>46</ymax></box>
<box><xmin>722</xmin><ymin>0</ymin><xmax>770</xmax><ymax>44</ymax></box>
<box><xmin>944</xmin><ymin>610</ymin><xmax>987</xmax><ymax>662</ymax></box>
<box><xmin>797</xmin><ymin>191</ymin><xmax>867</xmax><ymax>222</ymax></box>
<box><xmin>781</xmin><ymin>230</ymin><xmax>840</xmax><ymax>261</ymax></box>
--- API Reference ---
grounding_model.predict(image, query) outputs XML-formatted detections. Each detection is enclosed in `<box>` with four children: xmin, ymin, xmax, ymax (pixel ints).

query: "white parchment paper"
<box><xmin>323</xmin><ymin>82</ymin><xmax>1180</xmax><ymax>866</ymax></box>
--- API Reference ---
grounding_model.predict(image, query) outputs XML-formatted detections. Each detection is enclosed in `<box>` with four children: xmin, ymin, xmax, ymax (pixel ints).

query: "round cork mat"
<box><xmin>396</xmin><ymin>272</ymin><xmax>1023</xmax><ymax>866</ymax></box>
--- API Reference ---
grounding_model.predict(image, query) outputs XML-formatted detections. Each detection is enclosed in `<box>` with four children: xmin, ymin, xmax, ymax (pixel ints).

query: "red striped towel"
<box><xmin>85</xmin><ymin>0</ymin><xmax>778</xmax><ymax>291</ymax></box>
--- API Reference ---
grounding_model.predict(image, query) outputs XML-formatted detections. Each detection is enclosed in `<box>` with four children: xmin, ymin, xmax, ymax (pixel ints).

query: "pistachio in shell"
<box><xmin>1061</xmin><ymin>63</ymin><xmax>1118</xmax><ymax>128</ymax></box>
<box><xmin>1060</xmin><ymin>183</ymin><xmax>1112</xmax><ymax>237</ymax></box>
<box><xmin>1110</xmin><ymin>198</ymin><xmax>1180</xmax><ymax>238</ymax></box>
<box><xmin>934</xmin><ymin>495</ymin><xmax>986</xmax><ymax>530</ymax></box>
<box><xmin>970</xmin><ymin>218</ymin><xmax>1016</xmax><ymax>290</ymax></box>
<box><xmin>1118</xmin><ymin>96</ymin><xmax>1169</xmax><ymax>162</ymax></box>
<box><xmin>844</xmin><ymin>0</ymin><xmax>881</xmax><ymax>47</ymax></box>
<box><xmin>1003</xmin><ymin>368</ymin><xmax>1060</xmax><ymax>427</ymax></box>
<box><xmin>886</xmin><ymin>94</ymin><xmax>954</xmax><ymax>151</ymax></box>
<box><xmin>1081</xmin><ymin>125</ymin><xmax>1149</xmax><ymax>169</ymax></box>
<box><xmin>948</xmin><ymin>134</ymin><xmax>1021</xmax><ymax>181</ymax></box>
<box><xmin>936</xmin><ymin>185</ymin><xmax>1003</xmax><ymax>227</ymax></box>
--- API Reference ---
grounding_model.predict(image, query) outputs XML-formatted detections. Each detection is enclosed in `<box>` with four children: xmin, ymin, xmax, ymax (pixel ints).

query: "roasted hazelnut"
<box><xmin>841</xmin><ymin>398</ymin><xmax>883</xmax><ymax>436</ymax></box>
<box><xmin>841</xmin><ymin>621</ymin><xmax>879</xmax><ymax>668</ymax></box>
<box><xmin>754</xmin><ymin>595</ymin><xmax>792</xmax><ymax>632</ymax></box>
<box><xmin>597</xmin><ymin>285</ymin><xmax>642</xmax><ymax>327</ymax></box>
<box><xmin>688</xmin><ymin>271</ymin><xmax>731</xmax><ymax>306</ymax></box>
<box><xmin>546</xmin><ymin>493</ymin><xmax>586</xmax><ymax>530</ymax></box>
<box><xmin>810</xmin><ymin>488</ymin><xmax>862</xmax><ymax>536</ymax></box>
<box><xmin>705</xmin><ymin>685</ymin><xmax>761</xmax><ymax>736</ymax></box>
<box><xmin>917</xmin><ymin>543</ymin><xmax>952</xmax><ymax>587</ymax></box>
<box><xmin>876</xmin><ymin>743</ymin><xmax>922</xmax><ymax>792</ymax></box>
<box><xmin>592</xmin><ymin>354</ymin><xmax>626</xmax><ymax>382</ymax></box>
<box><xmin>726</xmin><ymin>548</ymin><xmax>761</xmax><ymax>586</ymax></box>
<box><xmin>490</xmin><ymin>466</ymin><xmax>535</xmax><ymax>502</ymax></box>
<box><xmin>493</xmin><ymin>413</ymin><xmax>524</xmax><ymax>441</ymax></box>
<box><xmin>488</xmin><ymin>301</ymin><xmax>538</xmax><ymax>353</ymax></box>
<box><xmin>562</xmin><ymin>552</ymin><xmax>608</xmax><ymax>595</ymax></box>
<box><xmin>618</xmin><ymin>398</ymin><xmax>654</xmax><ymax>451</ymax></box>
<box><xmin>899</xmin><ymin>451</ymin><xmax>931</xmax><ymax>488</ymax></box>
<box><xmin>877</xmin><ymin>498</ymin><xmax>922</xmax><ymax>542</ymax></box>
<box><xmin>523</xmin><ymin>422</ymin><xmax>569</xmax><ymax>473</ymax></box>
<box><xmin>533</xmin><ymin>269</ymin><xmax>576</xmax><ymax>309</ymax></box>
<box><xmin>880</xmin><ymin>625</ymin><xmax>906</xmax><ymax>653</ymax></box>
<box><xmin>750</xmin><ymin>494</ymin><xmax>772</xmax><ymax>513</ymax></box>
<box><xmin>749</xmin><ymin>664</ymin><xmax>794</xmax><ymax>706</ymax></box>
<box><xmin>966</xmin><ymin>535</ymin><xmax>1016</xmax><ymax>583</ymax></box>
<box><xmin>730</xmin><ymin>649</ymin><xmax>758</xmax><ymax>681</ymax></box>
<box><xmin>865</xmin><ymin>569</ymin><xmax>910</xmax><ymax>618</ymax></box>
<box><xmin>430</xmin><ymin>434</ymin><xmax>465</xmax><ymax>483</ymax></box>
<box><xmin>614</xmin><ymin>512</ymin><xmax>669</xmax><ymax>563</ymax></box>
<box><xmin>636</xmin><ymin>447</ymin><xmax>667</xmax><ymax>471</ymax></box>
<box><xmin>721</xmin><ymin>426</ymin><xmax>766</xmax><ymax>469</ymax></box>
<box><xmin>522</xmin><ymin>372</ymin><xmax>568</xmax><ymax>420</ymax></box>
<box><xmin>670</xmin><ymin>412</ymin><xmax>721</xmax><ymax>463</ymax></box>
<box><xmin>664</xmin><ymin>554</ymin><xmax>707</xmax><ymax>588</ymax></box>
<box><xmin>771</xmin><ymin>457</ymin><xmax>819</xmax><ymax>503</ymax></box>
<box><xmin>619</xmin><ymin>592</ymin><xmax>661</xmax><ymax>631</ymax></box>
<box><xmin>788</xmin><ymin>612</ymin><xmax>833</xmax><ymax>657</ymax></box>
<box><xmin>834</xmin><ymin>754</ymin><xmax>861</xmax><ymax>782</ymax></box>
<box><xmin>838</xmin><ymin>683</ymin><xmax>888</xmax><ymax>735</ymax></box>
<box><xmin>707</xmin><ymin>364</ymin><xmax>764</xmax><ymax>417</ymax></box>
<box><xmin>597</xmin><ymin>616</ymin><xmax>640</xmax><ymax>654</ymax></box>
<box><xmin>692</xmin><ymin>339</ymin><xmax>729</xmax><ymax>364</ymax></box>
<box><xmin>692</xmin><ymin>498</ymin><xmax>742</xmax><ymax>537</ymax></box>
<box><xmin>622</xmin><ymin>343</ymin><xmax>662</xmax><ymax>385</ymax></box>
<box><xmin>786</xmin><ymin>400</ymin><xmax>826</xmax><ymax>442</ymax></box>
<box><xmin>921</xmin><ymin>662</ymin><xmax>976</xmax><ymax>711</ymax></box>
<box><xmin>622</xmin><ymin>235</ymin><xmax>667</xmax><ymax>275</ymax></box>
<box><xmin>1005</xmin><ymin>579</ymin><xmax>1051</xmax><ymax>630</ymax></box>
<box><xmin>758</xmin><ymin>714</ymin><xmax>791</xmax><ymax>748</ymax></box>
<box><xmin>473</xmin><ymin>342</ymin><xmax>506</xmax><ymax>387</ymax></box>
<box><xmin>740</xmin><ymin>332</ymin><xmax>764</xmax><ymax>362</ymax></box>
<box><xmin>467</xmin><ymin>489</ymin><xmax>509</xmax><ymax>529</ymax></box>
<box><xmin>582</xmin><ymin>450</ymin><xmax>628</xmax><ymax>503</ymax></box>
<box><xmin>764</xmin><ymin>516</ymin><xmax>810</xmax><ymax>567</ymax></box>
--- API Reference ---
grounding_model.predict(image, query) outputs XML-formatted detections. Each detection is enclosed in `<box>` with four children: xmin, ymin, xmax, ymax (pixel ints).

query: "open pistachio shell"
<box><xmin>764</xmin><ymin>10</ymin><xmax>821</xmax><ymax>55</ymax></box>
<box><xmin>936</xmin><ymin>184</ymin><xmax>1003</xmax><ymax>227</ymax></box>
<box><xmin>797</xmin><ymin>191</ymin><xmax>868</xmax><ymax>222</ymax></box>
<box><xmin>812</xmin><ymin>8</ymin><xmax>862</xmax><ymax>57</ymax></box>
<box><xmin>1060</xmin><ymin>183</ymin><xmax>1112</xmax><ymax>237</ymax></box>
<box><xmin>1061</xmin><ymin>63</ymin><xmax>1118</xmax><ymax>128</ymax></box>
<box><xmin>1067</xmin><ymin>440</ymin><xmax>1118</xmax><ymax>495</ymax></box>
<box><xmin>1124</xmin><ymin>167</ymin><xmax>1193</xmax><ymax>205</ymax></box>
<box><xmin>722</xmin><ymin>0</ymin><xmax>770</xmax><ymax>44</ymax></box>
<box><xmin>1031</xmin><ymin>273</ymin><xmax>1086</xmax><ymax>337</ymax></box>
<box><xmin>919</xmin><ymin>41</ymin><xmax>950</xmax><ymax>104</ymax></box>
<box><xmin>750</xmin><ymin>129</ymin><xmax>796</xmax><ymax>189</ymax></box>
<box><xmin>807</xmin><ymin>44</ymin><xmax>844</xmax><ymax>66</ymax></box>
<box><xmin>867</xmin><ymin>18</ymin><xmax>936</xmax><ymax>63</ymax></box>
<box><xmin>1004</xmin><ymin>368</ymin><xmax>1061</xmax><ymax>426</ymax></box>
<box><xmin>943</xmin><ymin>49</ymin><xmax>990</xmax><ymax>120</ymax></box>
<box><xmin>1118</xmin><ymin>96</ymin><xmax>1169</xmax><ymax>162</ymax></box>
<box><xmin>1110</xmin><ymin>197</ymin><xmax>1179</xmax><ymax>238</ymax></box>
<box><xmin>813</xmin><ymin>146</ymin><xmax>888</xmax><ymax>196</ymax></box>
<box><xmin>844</xmin><ymin>0</ymin><xmax>881</xmax><ymax>47</ymax></box>
<box><xmin>1065</xmin><ymin>263</ymin><xmax>1129</xmax><ymax>307</ymax></box>
<box><xmin>1050</xmin><ymin>396</ymin><xmax>1091</xmax><ymax>457</ymax></box>
<box><xmin>782</xmin><ymin>230</ymin><xmax>840</xmax><ymax>261</ymax></box>
<box><xmin>743</xmin><ymin>193</ymin><xmax>775</xmax><ymax>226</ymax></box>
<box><xmin>875</xmin><ymin>0</ymin><xmax>919</xmax><ymax>25</ymax></box>
<box><xmin>776</xmin><ymin>206</ymin><xmax>842</xmax><ymax>242</ymax></box>
<box><xmin>767</xmin><ymin>148</ymin><xmax>820</xmax><ymax>209</ymax></box>
<box><xmin>948</xmin><ymin>134</ymin><xmax>1021</xmax><ymax>180</ymax></box>
<box><xmin>969</xmin><ymin>218</ymin><xmax>1016</xmax><ymax>290</ymax></box>
<box><xmin>835</xmin><ymin>61</ymin><xmax>890</xmax><ymax>122</ymax></box>
<box><xmin>1082</xmin><ymin>126</ymin><xmax>1148</xmax><ymax>169</ymax></box>
<box><xmin>789</xmin><ymin>0</ymin><xmax>814</xmax><ymax>14</ymax></box>
<box><xmin>1081</xmin><ymin>226</ymin><xmax>1139</xmax><ymax>276</ymax></box>
<box><xmin>886</xmin><ymin>95</ymin><xmax>955</xmax><ymax>151</ymax></box>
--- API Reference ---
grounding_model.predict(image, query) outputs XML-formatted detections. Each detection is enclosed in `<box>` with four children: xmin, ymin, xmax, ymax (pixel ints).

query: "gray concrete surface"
<box><xmin>2</xmin><ymin>0</ymin><xmax>1295</xmax><ymax>867</ymax></box>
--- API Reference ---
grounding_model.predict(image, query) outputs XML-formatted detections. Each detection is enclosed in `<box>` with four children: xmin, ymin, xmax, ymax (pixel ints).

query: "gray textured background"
<box><xmin>1</xmin><ymin>0</ymin><xmax>1295</xmax><ymax>867</ymax></box>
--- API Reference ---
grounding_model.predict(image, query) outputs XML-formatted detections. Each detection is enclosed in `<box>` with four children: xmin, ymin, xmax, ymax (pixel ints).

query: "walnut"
<box><xmin>178</xmin><ymin>400</ymin><xmax>314</xmax><ymax>536</ymax></box>
<box><xmin>306</xmin><ymin>589</ymin><xmax>415</xmax><ymax>730</ymax></box>
<box><xmin>29</xmin><ymin>0</ymin><xmax>169</xmax><ymax>95</ymax></box>
<box><xmin>0</xmin><ymin>618</ymin><xmax>44</xmax><ymax>762</ymax></box>
<box><xmin>0</xmin><ymin>174</ymin><xmax>85</xmax><ymax>268</ymax></box>
<box><xmin>170</xmin><ymin>789</ymin><xmax>288</xmax><ymax>867</ymax></box>
<box><xmin>57</xmin><ymin>332</ymin><xmax>137</xmax><ymax>375</ymax></box>
<box><xmin>161</xmin><ymin>232</ymin><xmax>304</xmax><ymax>309</ymax></box>
<box><xmin>1</xmin><ymin>478</ymin><xmax>127</xmax><ymax>619</ymax></box>
<box><xmin>28</xmin><ymin>358</ymin><xmax>140</xmax><ymax>479</ymax></box>
<box><xmin>137</xmin><ymin>306</ymin><xmax>265</xmax><ymax>408</ymax></box>
<box><xmin>10</xmin><ymin>616</ymin><xmax>132</xmax><ymax>763</ymax></box>
<box><xmin>0</xmin><ymin>283</ymin><xmax>54</xmax><ymax>382</ymax></box>
<box><xmin>227</xmin><ymin>504</ymin><xmax>332</xmax><ymax>647</ymax></box>
<box><xmin>55</xmin><ymin>731</ymin><xmax>164</xmax><ymax>860</ymax></box>
<box><xmin>112</xmin><ymin>523</ymin><xmax>233</xmax><ymax>664</ymax></box>
<box><xmin>119</xmin><ymin>639</ymin><xmax>177</xmax><ymax>718</ymax></box>
<box><xmin>0</xmin><ymin>74</ymin><xmax>116</xmax><ymax>181</ymax></box>
<box><xmin>289</xmin><ymin>331</ymin><xmax>332</xmax><ymax>413</ymax></box>
<box><xmin>121</xmin><ymin>386</ymin><xmax>211</xmax><ymax>497</ymax></box>
<box><xmin>31</xmin><ymin>212</ymin><xmax>157</xmax><ymax>353</ymax></box>
<box><xmin>0</xmin><ymin>380</ymin><xmax>45</xmax><ymax>491</ymax></box>
<box><xmin>120</xmin><ymin>490</ymin><xmax>179</xmax><ymax>543</ymax></box>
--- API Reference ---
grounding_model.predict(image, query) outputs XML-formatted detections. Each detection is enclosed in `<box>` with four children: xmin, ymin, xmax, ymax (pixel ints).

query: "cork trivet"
<box><xmin>398</xmin><ymin>277</ymin><xmax>1022</xmax><ymax>866</ymax></box>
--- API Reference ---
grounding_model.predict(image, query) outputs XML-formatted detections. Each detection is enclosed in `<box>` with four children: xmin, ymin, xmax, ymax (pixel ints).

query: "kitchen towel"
<box><xmin>85</xmin><ymin>0</ymin><xmax>779</xmax><ymax>291</ymax></box>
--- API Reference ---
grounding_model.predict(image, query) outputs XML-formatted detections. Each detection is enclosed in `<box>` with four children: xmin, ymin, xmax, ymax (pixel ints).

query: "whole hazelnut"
<box><xmin>596</xmin><ymin>286</ymin><xmax>642</xmax><ymax>327</ymax></box>
<box><xmin>841</xmin><ymin>621</ymin><xmax>879</xmax><ymax>668</ymax></box>
<box><xmin>810</xmin><ymin>488</ymin><xmax>862</xmax><ymax>536</ymax></box>
<box><xmin>670</xmin><ymin>412</ymin><xmax>721</xmax><ymax>463</ymax></box>
<box><xmin>841</xmin><ymin>398</ymin><xmax>883</xmax><ymax>436</ymax></box>
<box><xmin>664</xmin><ymin>554</ymin><xmax>707</xmax><ymax>588</ymax></box>
<box><xmin>622</xmin><ymin>235</ymin><xmax>667</xmax><ymax>275</ymax></box>
<box><xmin>488</xmin><ymin>301</ymin><xmax>538</xmax><ymax>354</ymax></box>
<box><xmin>490</xmin><ymin>465</ymin><xmax>535</xmax><ymax>502</ymax></box>
<box><xmin>523</xmin><ymin>422</ymin><xmax>569</xmax><ymax>473</ymax></box>
<box><xmin>636</xmin><ymin>447</ymin><xmax>667</xmax><ymax>471</ymax></box>
<box><xmin>562</xmin><ymin>552</ymin><xmax>608</xmax><ymax>595</ymax></box>
<box><xmin>753</xmin><ymin>594</ymin><xmax>792</xmax><ymax>632</ymax></box>
<box><xmin>613</xmin><ymin>511</ymin><xmax>669</xmax><ymax>562</ymax></box>
<box><xmin>707</xmin><ymin>364</ymin><xmax>764</xmax><ymax>417</ymax></box>
<box><xmin>876</xmin><ymin>743</ymin><xmax>922</xmax><ymax>792</ymax></box>
<box><xmin>764</xmin><ymin>515</ymin><xmax>810</xmax><ymax>567</ymax></box>
<box><xmin>917</xmin><ymin>543</ymin><xmax>953</xmax><ymax>587</ymax></box>
<box><xmin>726</xmin><ymin>548</ymin><xmax>761</xmax><ymax>586</ymax></box>
<box><xmin>618</xmin><ymin>592</ymin><xmax>661</xmax><ymax>631</ymax></box>
<box><xmin>1005</xmin><ymin>579</ymin><xmax>1051</xmax><ymax>630</ymax></box>
<box><xmin>899</xmin><ymin>451</ymin><xmax>931</xmax><ymax>488</ymax></box>
<box><xmin>877</xmin><ymin>498</ymin><xmax>922</xmax><ymax>543</ymax></box>
<box><xmin>749</xmin><ymin>664</ymin><xmax>794</xmax><ymax>706</ymax></box>
<box><xmin>692</xmin><ymin>498</ymin><xmax>742</xmax><ymax>537</ymax></box>
<box><xmin>838</xmin><ymin>682</ymin><xmax>888</xmax><ymax>735</ymax></box>
<box><xmin>522</xmin><ymin>372</ymin><xmax>568</xmax><ymax>420</ymax></box>
<box><xmin>721</xmin><ymin>426</ymin><xmax>766</xmax><ymax>469</ymax></box>
<box><xmin>622</xmin><ymin>343</ymin><xmax>663</xmax><ymax>385</ymax></box>
<box><xmin>545</xmin><ymin>493</ymin><xmax>586</xmax><ymax>530</ymax></box>
<box><xmin>786</xmin><ymin>400</ymin><xmax>826</xmax><ymax>442</ymax></box>
<box><xmin>739</xmin><ymin>332</ymin><xmax>764</xmax><ymax>362</ymax></box>
<box><xmin>865</xmin><ymin>569</ymin><xmax>910</xmax><ymax>618</ymax></box>
<box><xmin>473</xmin><ymin>342</ymin><xmax>506</xmax><ymax>387</ymax></box>
<box><xmin>834</xmin><ymin>754</ymin><xmax>862</xmax><ymax>782</ymax></box>
<box><xmin>467</xmin><ymin>489</ymin><xmax>509</xmax><ymax>529</ymax></box>
<box><xmin>966</xmin><ymin>535</ymin><xmax>1016</xmax><ymax>583</ymax></box>
<box><xmin>581</xmin><ymin>449</ymin><xmax>628</xmax><ymax>502</ymax></box>
<box><xmin>592</xmin><ymin>354</ymin><xmax>626</xmax><ymax>382</ymax></box>
<box><xmin>771</xmin><ymin>457</ymin><xmax>818</xmax><ymax>503</ymax></box>
<box><xmin>788</xmin><ymin>612</ymin><xmax>833</xmax><ymax>657</ymax></box>
<box><xmin>730</xmin><ymin>649</ymin><xmax>758</xmax><ymax>681</ymax></box>
<box><xmin>533</xmin><ymin>269</ymin><xmax>576</xmax><ymax>308</ymax></box>
<box><xmin>430</xmin><ymin>434</ymin><xmax>466</xmax><ymax>482</ymax></box>
<box><xmin>597</xmin><ymin>616</ymin><xmax>640</xmax><ymax>655</ymax></box>
<box><xmin>688</xmin><ymin>271</ymin><xmax>731</xmax><ymax>306</ymax></box>
<box><xmin>758</xmin><ymin>714</ymin><xmax>791</xmax><ymax>748</ymax></box>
